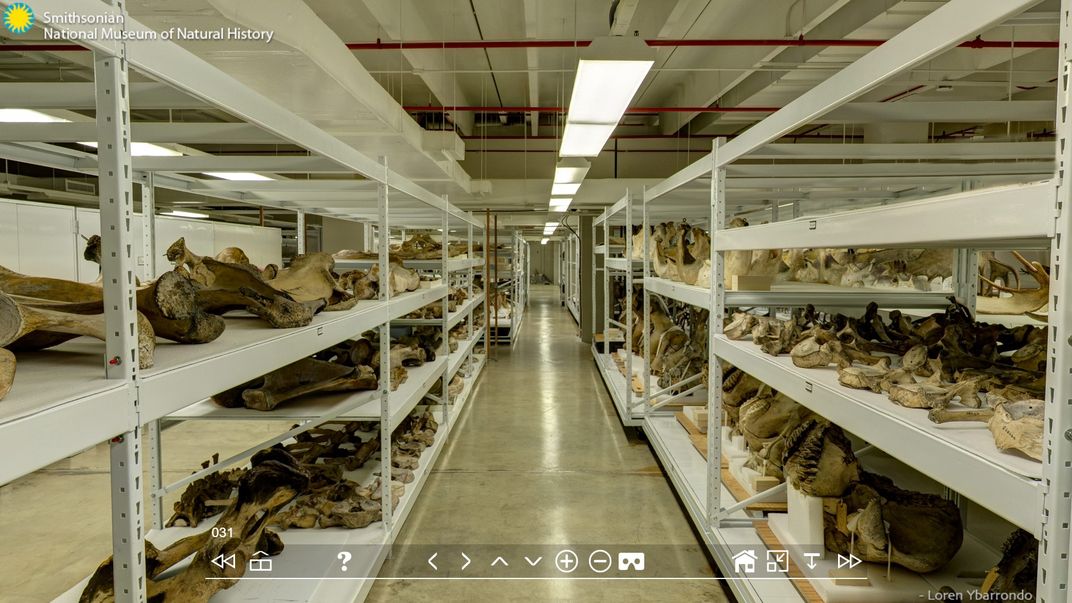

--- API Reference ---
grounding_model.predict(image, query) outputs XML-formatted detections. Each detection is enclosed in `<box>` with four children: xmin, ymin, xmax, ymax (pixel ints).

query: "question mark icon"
<box><xmin>337</xmin><ymin>551</ymin><xmax>352</xmax><ymax>572</ymax></box>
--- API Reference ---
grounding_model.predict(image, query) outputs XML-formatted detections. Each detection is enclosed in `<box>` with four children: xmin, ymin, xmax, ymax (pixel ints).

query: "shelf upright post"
<box><xmin>296</xmin><ymin>209</ymin><xmax>306</xmax><ymax>255</ymax></box>
<box><xmin>954</xmin><ymin>182</ymin><xmax>977</xmax><ymax>317</ymax></box>
<box><xmin>625</xmin><ymin>192</ymin><xmax>635</xmax><ymax>416</ymax></box>
<box><xmin>377</xmin><ymin>158</ymin><xmax>393</xmax><ymax>535</ymax></box>
<box><xmin>603</xmin><ymin>217</ymin><xmax>610</xmax><ymax>359</ymax></box>
<box><xmin>440</xmin><ymin>201</ymin><xmax>450</xmax><ymax>427</ymax></box>
<box><xmin>94</xmin><ymin>18</ymin><xmax>146</xmax><ymax>600</ymax></box>
<box><xmin>642</xmin><ymin>187</ymin><xmax>652</xmax><ymax>422</ymax></box>
<box><xmin>708</xmin><ymin>138</ymin><xmax>727</xmax><ymax>530</ymax></box>
<box><xmin>1040</xmin><ymin>5</ymin><xmax>1072</xmax><ymax>599</ymax></box>
<box><xmin>140</xmin><ymin>172</ymin><xmax>165</xmax><ymax>532</ymax></box>
<box><xmin>467</xmin><ymin>222</ymin><xmax>475</xmax><ymax>379</ymax></box>
<box><xmin>140</xmin><ymin>173</ymin><xmax>156</xmax><ymax>281</ymax></box>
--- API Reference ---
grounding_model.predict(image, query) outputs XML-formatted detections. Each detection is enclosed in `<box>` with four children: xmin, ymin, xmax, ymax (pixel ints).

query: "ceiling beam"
<box><xmin>0</xmin><ymin>82</ymin><xmax>207</xmax><ymax>110</ymax></box>
<box><xmin>716</xmin><ymin>0</ymin><xmax>1046</xmax><ymax>169</ymax></box>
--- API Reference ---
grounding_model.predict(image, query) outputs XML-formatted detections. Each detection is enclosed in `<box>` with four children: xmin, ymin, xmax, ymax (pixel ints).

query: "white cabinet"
<box><xmin>0</xmin><ymin>203</ymin><xmax>19</xmax><ymax>272</ymax></box>
<box><xmin>15</xmin><ymin>202</ymin><xmax>77</xmax><ymax>280</ymax></box>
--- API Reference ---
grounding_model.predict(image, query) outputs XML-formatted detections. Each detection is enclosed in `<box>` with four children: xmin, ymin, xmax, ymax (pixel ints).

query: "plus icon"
<box><xmin>555</xmin><ymin>550</ymin><xmax>579</xmax><ymax>574</ymax></box>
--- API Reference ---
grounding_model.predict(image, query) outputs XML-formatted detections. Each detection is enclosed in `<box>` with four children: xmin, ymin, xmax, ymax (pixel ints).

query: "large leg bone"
<box><xmin>213</xmin><ymin>358</ymin><xmax>377</xmax><ymax>411</ymax></box>
<box><xmin>1</xmin><ymin>291</ymin><xmax>155</xmax><ymax>368</ymax></box>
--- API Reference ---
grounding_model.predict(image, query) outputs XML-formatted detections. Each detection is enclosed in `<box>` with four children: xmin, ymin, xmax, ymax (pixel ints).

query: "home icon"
<box><xmin>732</xmin><ymin>549</ymin><xmax>758</xmax><ymax>574</ymax></box>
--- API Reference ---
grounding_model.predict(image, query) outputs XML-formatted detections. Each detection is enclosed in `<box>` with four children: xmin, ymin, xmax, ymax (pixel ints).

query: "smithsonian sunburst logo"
<box><xmin>3</xmin><ymin>3</ymin><xmax>34</xmax><ymax>34</ymax></box>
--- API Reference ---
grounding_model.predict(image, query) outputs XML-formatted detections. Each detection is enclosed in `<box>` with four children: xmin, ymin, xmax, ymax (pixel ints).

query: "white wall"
<box><xmin>0</xmin><ymin>198</ymin><xmax>282</xmax><ymax>283</ymax></box>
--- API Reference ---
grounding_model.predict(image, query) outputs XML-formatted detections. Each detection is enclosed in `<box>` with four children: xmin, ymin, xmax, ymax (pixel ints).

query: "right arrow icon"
<box><xmin>461</xmin><ymin>552</ymin><xmax>471</xmax><ymax>570</ymax></box>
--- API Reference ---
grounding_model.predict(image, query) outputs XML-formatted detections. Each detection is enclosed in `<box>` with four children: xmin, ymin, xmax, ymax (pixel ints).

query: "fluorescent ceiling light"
<box><xmin>541</xmin><ymin>238</ymin><xmax>549</xmax><ymax>245</ymax></box>
<box><xmin>80</xmin><ymin>141</ymin><xmax>183</xmax><ymax>157</ymax></box>
<box><xmin>0</xmin><ymin>108</ymin><xmax>69</xmax><ymax>122</ymax></box>
<box><xmin>203</xmin><ymin>172</ymin><xmax>274</xmax><ymax>181</ymax></box>
<box><xmin>550</xmin><ymin>198</ymin><xmax>572</xmax><ymax>212</ymax></box>
<box><xmin>551</xmin><ymin>182</ymin><xmax>582</xmax><ymax>196</ymax></box>
<box><xmin>566</xmin><ymin>59</ymin><xmax>653</xmax><ymax>124</ymax></box>
<box><xmin>554</xmin><ymin>158</ymin><xmax>590</xmax><ymax>184</ymax></box>
<box><xmin>162</xmin><ymin>210</ymin><xmax>208</xmax><ymax>219</ymax></box>
<box><xmin>559</xmin><ymin>123</ymin><xmax>617</xmax><ymax>158</ymax></box>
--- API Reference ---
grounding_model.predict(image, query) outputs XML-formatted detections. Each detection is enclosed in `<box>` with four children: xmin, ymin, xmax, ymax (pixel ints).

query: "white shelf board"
<box><xmin>171</xmin><ymin>353</ymin><xmax>447</xmax><ymax>432</ymax></box>
<box><xmin>0</xmin><ymin>340</ymin><xmax>133</xmax><ymax>485</ymax></box>
<box><xmin>393</xmin><ymin>294</ymin><xmax>483</xmax><ymax>329</ymax></box>
<box><xmin>716</xmin><ymin>180</ymin><xmax>1055</xmax><ymax>251</ymax></box>
<box><xmin>334</xmin><ymin>257</ymin><xmax>484</xmax><ymax>273</ymax></box>
<box><xmin>605</xmin><ymin>257</ymin><xmax>643</xmax><ymax>272</ymax></box>
<box><xmin>448</xmin><ymin>329</ymin><xmax>485</xmax><ymax>381</ymax></box>
<box><xmin>643</xmin><ymin>416</ymin><xmax>802</xmax><ymax>603</ymax></box>
<box><xmin>645</xmin><ymin>277</ymin><xmax>950</xmax><ymax>310</ymax></box>
<box><xmin>714</xmin><ymin>335</ymin><xmax>1041</xmax><ymax>535</ymax></box>
<box><xmin>139</xmin><ymin>287</ymin><xmax>445</xmax><ymax>423</ymax></box>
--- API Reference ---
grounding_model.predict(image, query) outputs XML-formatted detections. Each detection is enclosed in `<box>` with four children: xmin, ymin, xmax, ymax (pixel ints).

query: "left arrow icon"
<box><xmin>428</xmin><ymin>552</ymin><xmax>438</xmax><ymax>571</ymax></box>
<box><xmin>461</xmin><ymin>552</ymin><xmax>471</xmax><ymax>570</ymax></box>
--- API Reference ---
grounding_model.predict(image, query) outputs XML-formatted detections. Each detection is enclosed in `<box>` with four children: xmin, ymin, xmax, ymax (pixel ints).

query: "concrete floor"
<box><xmin>367</xmin><ymin>286</ymin><xmax>729</xmax><ymax>602</ymax></box>
<box><xmin>0</xmin><ymin>285</ymin><xmax>728</xmax><ymax>602</ymax></box>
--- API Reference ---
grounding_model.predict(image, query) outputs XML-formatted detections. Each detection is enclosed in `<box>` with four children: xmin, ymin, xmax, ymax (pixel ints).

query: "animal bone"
<box><xmin>1</xmin><ymin>291</ymin><xmax>155</xmax><ymax>368</ymax></box>
<box><xmin>166</xmin><ymin>454</ymin><xmax>242</xmax><ymax>528</ymax></box>
<box><xmin>80</xmin><ymin>452</ymin><xmax>309</xmax><ymax>603</ymax></box>
<box><xmin>977</xmin><ymin>252</ymin><xmax>1048</xmax><ymax>316</ymax></box>
<box><xmin>167</xmin><ymin>239</ymin><xmax>323</xmax><ymax>326</ymax></box>
<box><xmin>981</xmin><ymin>530</ymin><xmax>1037</xmax><ymax>595</ymax></box>
<box><xmin>782</xmin><ymin>418</ymin><xmax>860</xmax><ymax>497</ymax></box>
<box><xmin>212</xmin><ymin>358</ymin><xmax>377</xmax><ymax>411</ymax></box>
<box><xmin>824</xmin><ymin>471</ymin><xmax>962</xmax><ymax>573</ymax></box>
<box><xmin>724</xmin><ymin>312</ymin><xmax>758</xmax><ymax>340</ymax></box>
<box><xmin>0</xmin><ymin>348</ymin><xmax>14</xmax><ymax>400</ymax></box>
<box><xmin>888</xmin><ymin>378</ymin><xmax>985</xmax><ymax>410</ymax></box>
<box><xmin>928</xmin><ymin>399</ymin><xmax>1043</xmax><ymax>460</ymax></box>
<box><xmin>0</xmin><ymin>266</ymin><xmax>225</xmax><ymax>345</ymax></box>
<box><xmin>267</xmin><ymin>253</ymin><xmax>356</xmax><ymax>311</ymax></box>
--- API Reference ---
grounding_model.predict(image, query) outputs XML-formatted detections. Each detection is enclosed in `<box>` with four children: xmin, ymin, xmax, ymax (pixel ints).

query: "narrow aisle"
<box><xmin>368</xmin><ymin>285</ymin><xmax>729</xmax><ymax>602</ymax></box>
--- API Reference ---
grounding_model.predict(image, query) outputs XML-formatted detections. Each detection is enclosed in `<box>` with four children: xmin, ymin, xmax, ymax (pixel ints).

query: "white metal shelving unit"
<box><xmin>563</xmin><ymin>232</ymin><xmax>581</xmax><ymax>324</ymax></box>
<box><xmin>488</xmin><ymin>232</ymin><xmax>528</xmax><ymax>345</ymax></box>
<box><xmin>592</xmin><ymin>193</ymin><xmax>648</xmax><ymax>427</ymax></box>
<box><xmin>1</xmin><ymin>3</ymin><xmax>488</xmax><ymax>602</ymax></box>
<box><xmin>585</xmin><ymin>2</ymin><xmax>1068</xmax><ymax>602</ymax></box>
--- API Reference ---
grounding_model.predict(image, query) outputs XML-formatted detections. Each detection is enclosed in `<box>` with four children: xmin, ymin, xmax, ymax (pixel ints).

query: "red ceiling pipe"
<box><xmin>1</xmin><ymin>36</ymin><xmax>1057</xmax><ymax>53</ymax></box>
<box><xmin>345</xmin><ymin>35</ymin><xmax>1056</xmax><ymax>50</ymax></box>
<box><xmin>403</xmin><ymin>105</ymin><xmax>780</xmax><ymax>113</ymax></box>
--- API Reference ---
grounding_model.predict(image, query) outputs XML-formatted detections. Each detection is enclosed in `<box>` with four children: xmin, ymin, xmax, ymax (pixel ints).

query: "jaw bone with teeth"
<box><xmin>824</xmin><ymin>472</ymin><xmax>963</xmax><ymax>574</ymax></box>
